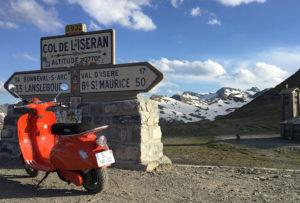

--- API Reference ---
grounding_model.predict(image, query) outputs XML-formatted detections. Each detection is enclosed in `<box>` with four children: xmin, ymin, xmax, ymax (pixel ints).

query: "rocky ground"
<box><xmin>0</xmin><ymin>159</ymin><xmax>299</xmax><ymax>203</ymax></box>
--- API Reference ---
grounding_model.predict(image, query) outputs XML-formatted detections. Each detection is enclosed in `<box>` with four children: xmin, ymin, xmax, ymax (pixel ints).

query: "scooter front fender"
<box><xmin>50</xmin><ymin>135</ymin><xmax>107</xmax><ymax>170</ymax></box>
<box><xmin>18</xmin><ymin>113</ymin><xmax>34</xmax><ymax>161</ymax></box>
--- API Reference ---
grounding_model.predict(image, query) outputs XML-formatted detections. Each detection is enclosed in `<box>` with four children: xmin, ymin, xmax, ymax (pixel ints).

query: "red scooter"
<box><xmin>8</xmin><ymin>83</ymin><xmax>115</xmax><ymax>194</ymax></box>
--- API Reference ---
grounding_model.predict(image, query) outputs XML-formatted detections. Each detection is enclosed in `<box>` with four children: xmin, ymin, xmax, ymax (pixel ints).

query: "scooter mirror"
<box><xmin>60</xmin><ymin>83</ymin><xmax>69</xmax><ymax>91</ymax></box>
<box><xmin>8</xmin><ymin>84</ymin><xmax>22</xmax><ymax>100</ymax></box>
<box><xmin>8</xmin><ymin>84</ymin><xmax>16</xmax><ymax>92</ymax></box>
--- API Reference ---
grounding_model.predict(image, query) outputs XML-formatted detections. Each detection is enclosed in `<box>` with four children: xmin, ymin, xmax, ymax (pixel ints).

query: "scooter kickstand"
<box><xmin>36</xmin><ymin>172</ymin><xmax>50</xmax><ymax>187</ymax></box>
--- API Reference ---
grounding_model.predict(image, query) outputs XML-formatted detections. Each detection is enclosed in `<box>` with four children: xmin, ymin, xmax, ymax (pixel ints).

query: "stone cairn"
<box><xmin>0</xmin><ymin>96</ymin><xmax>171</xmax><ymax>171</ymax></box>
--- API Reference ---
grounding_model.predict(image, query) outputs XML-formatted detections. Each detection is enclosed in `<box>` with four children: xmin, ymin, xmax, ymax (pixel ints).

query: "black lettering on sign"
<box><xmin>135</xmin><ymin>78</ymin><xmax>146</xmax><ymax>87</ymax></box>
<box><xmin>81</xmin><ymin>72</ymin><xmax>92</xmax><ymax>78</ymax></box>
<box><xmin>15</xmin><ymin>85</ymin><xmax>23</xmax><ymax>93</ymax></box>
<box><xmin>23</xmin><ymin>75</ymin><xmax>49</xmax><ymax>83</ymax></box>
<box><xmin>59</xmin><ymin>42</ymin><xmax>69</xmax><ymax>52</ymax></box>
<box><xmin>91</xmin><ymin>37</ymin><xmax>96</xmax><ymax>49</ymax></box>
<box><xmin>57</xmin><ymin>74</ymin><xmax>67</xmax><ymax>80</ymax></box>
<box><xmin>44</xmin><ymin>43</ymin><xmax>58</xmax><ymax>53</ymax></box>
<box><xmin>14</xmin><ymin>77</ymin><xmax>20</xmax><ymax>83</ymax></box>
<box><xmin>24</xmin><ymin>83</ymin><xmax>61</xmax><ymax>93</ymax></box>
<box><xmin>81</xmin><ymin>81</ymin><xmax>89</xmax><ymax>90</ymax></box>
<box><xmin>139</xmin><ymin>68</ymin><xmax>146</xmax><ymax>74</ymax></box>
<box><xmin>91</xmin><ymin>80</ymin><xmax>96</xmax><ymax>89</ymax></box>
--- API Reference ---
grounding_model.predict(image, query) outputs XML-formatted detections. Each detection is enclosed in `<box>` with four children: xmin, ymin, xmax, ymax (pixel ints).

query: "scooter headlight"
<box><xmin>96</xmin><ymin>135</ymin><xmax>107</xmax><ymax>147</ymax></box>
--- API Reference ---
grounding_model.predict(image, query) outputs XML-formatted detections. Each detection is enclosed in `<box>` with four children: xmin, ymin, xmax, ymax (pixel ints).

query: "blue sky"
<box><xmin>1</xmin><ymin>0</ymin><xmax>300</xmax><ymax>104</ymax></box>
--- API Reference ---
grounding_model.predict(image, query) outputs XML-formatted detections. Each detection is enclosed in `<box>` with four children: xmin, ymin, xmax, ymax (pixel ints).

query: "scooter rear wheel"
<box><xmin>82</xmin><ymin>168</ymin><xmax>107</xmax><ymax>194</ymax></box>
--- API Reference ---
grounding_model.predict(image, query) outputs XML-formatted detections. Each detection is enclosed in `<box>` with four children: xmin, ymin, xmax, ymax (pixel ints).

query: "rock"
<box><xmin>258</xmin><ymin>176</ymin><xmax>267</xmax><ymax>181</ymax></box>
<box><xmin>282</xmin><ymin>174</ymin><xmax>292</xmax><ymax>178</ymax></box>
<box><xmin>205</xmin><ymin>171</ymin><xmax>213</xmax><ymax>175</ymax></box>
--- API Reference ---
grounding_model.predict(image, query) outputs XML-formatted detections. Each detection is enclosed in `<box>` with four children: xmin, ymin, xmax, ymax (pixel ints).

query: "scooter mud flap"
<box><xmin>60</xmin><ymin>171</ymin><xmax>83</xmax><ymax>186</ymax></box>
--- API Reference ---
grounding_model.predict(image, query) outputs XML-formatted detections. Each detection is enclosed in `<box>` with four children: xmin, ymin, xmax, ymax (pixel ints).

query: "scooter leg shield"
<box><xmin>18</xmin><ymin>114</ymin><xmax>34</xmax><ymax>162</ymax></box>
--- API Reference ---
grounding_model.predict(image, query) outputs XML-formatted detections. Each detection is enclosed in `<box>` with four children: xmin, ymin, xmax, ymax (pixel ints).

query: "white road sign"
<box><xmin>5</xmin><ymin>71</ymin><xmax>71</xmax><ymax>96</ymax></box>
<box><xmin>41</xmin><ymin>29</ymin><xmax>115</xmax><ymax>69</ymax></box>
<box><xmin>79</xmin><ymin>62</ymin><xmax>163</xmax><ymax>93</ymax></box>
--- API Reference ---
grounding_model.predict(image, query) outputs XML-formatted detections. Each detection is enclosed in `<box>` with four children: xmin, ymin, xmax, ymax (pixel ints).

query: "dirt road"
<box><xmin>0</xmin><ymin>159</ymin><xmax>299</xmax><ymax>203</ymax></box>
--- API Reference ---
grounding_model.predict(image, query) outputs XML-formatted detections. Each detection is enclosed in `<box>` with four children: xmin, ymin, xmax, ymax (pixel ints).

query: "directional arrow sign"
<box><xmin>79</xmin><ymin>62</ymin><xmax>163</xmax><ymax>94</ymax></box>
<box><xmin>5</xmin><ymin>70</ymin><xmax>71</xmax><ymax>99</ymax></box>
<box><xmin>4</xmin><ymin>62</ymin><xmax>163</xmax><ymax>101</ymax></box>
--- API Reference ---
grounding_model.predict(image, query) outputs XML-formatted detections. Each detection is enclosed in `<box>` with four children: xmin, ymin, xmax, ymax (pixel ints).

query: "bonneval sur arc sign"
<box><xmin>5</xmin><ymin>70</ymin><xmax>72</xmax><ymax>97</ymax></box>
<box><xmin>41</xmin><ymin>29</ymin><xmax>115</xmax><ymax>69</ymax></box>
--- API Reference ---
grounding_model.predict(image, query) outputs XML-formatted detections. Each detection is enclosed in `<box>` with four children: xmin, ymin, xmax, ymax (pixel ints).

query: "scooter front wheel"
<box><xmin>24</xmin><ymin>164</ymin><xmax>39</xmax><ymax>177</ymax></box>
<box><xmin>82</xmin><ymin>168</ymin><xmax>107</xmax><ymax>194</ymax></box>
<box><xmin>20</xmin><ymin>155</ymin><xmax>38</xmax><ymax>177</ymax></box>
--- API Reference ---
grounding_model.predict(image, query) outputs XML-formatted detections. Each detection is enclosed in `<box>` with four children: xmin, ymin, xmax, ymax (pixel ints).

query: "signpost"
<box><xmin>4</xmin><ymin>62</ymin><xmax>162</xmax><ymax>101</ymax></box>
<box><xmin>80</xmin><ymin>62</ymin><xmax>163</xmax><ymax>94</ymax></box>
<box><xmin>41</xmin><ymin>29</ymin><xmax>115</xmax><ymax>69</ymax></box>
<box><xmin>5</xmin><ymin>24</ymin><xmax>163</xmax><ymax>101</ymax></box>
<box><xmin>5</xmin><ymin>70</ymin><xmax>71</xmax><ymax>98</ymax></box>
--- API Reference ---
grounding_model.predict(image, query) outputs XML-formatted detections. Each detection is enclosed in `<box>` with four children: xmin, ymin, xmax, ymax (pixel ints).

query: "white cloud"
<box><xmin>253</xmin><ymin>62</ymin><xmax>288</xmax><ymax>83</ymax></box>
<box><xmin>151</xmin><ymin>57</ymin><xmax>288</xmax><ymax>94</ymax></box>
<box><xmin>232</xmin><ymin>68</ymin><xmax>256</xmax><ymax>83</ymax></box>
<box><xmin>89</xmin><ymin>20</ymin><xmax>101</xmax><ymax>31</ymax></box>
<box><xmin>217</xmin><ymin>0</ymin><xmax>267</xmax><ymax>7</ymax></box>
<box><xmin>222</xmin><ymin>62</ymin><xmax>287</xmax><ymax>89</ymax></box>
<box><xmin>171</xmin><ymin>0</ymin><xmax>184</xmax><ymax>8</ymax></box>
<box><xmin>167</xmin><ymin>89</ymin><xmax>181</xmax><ymax>95</ymax></box>
<box><xmin>0</xmin><ymin>81</ymin><xmax>6</xmax><ymax>93</ymax></box>
<box><xmin>67</xmin><ymin>0</ymin><xmax>156</xmax><ymax>31</ymax></box>
<box><xmin>23</xmin><ymin>53</ymin><xmax>38</xmax><ymax>61</ymax></box>
<box><xmin>208</xmin><ymin>18</ymin><xmax>221</xmax><ymax>25</ymax></box>
<box><xmin>190</xmin><ymin>7</ymin><xmax>201</xmax><ymax>17</ymax></box>
<box><xmin>0</xmin><ymin>20</ymin><xmax>18</xmax><ymax>29</ymax></box>
<box><xmin>151</xmin><ymin>58</ymin><xmax>227</xmax><ymax>77</ymax></box>
<box><xmin>12</xmin><ymin>53</ymin><xmax>38</xmax><ymax>61</ymax></box>
<box><xmin>149</xmin><ymin>80</ymin><xmax>179</xmax><ymax>94</ymax></box>
<box><xmin>1</xmin><ymin>0</ymin><xmax>63</xmax><ymax>33</ymax></box>
<box><xmin>259</xmin><ymin>48</ymin><xmax>300</xmax><ymax>73</ymax></box>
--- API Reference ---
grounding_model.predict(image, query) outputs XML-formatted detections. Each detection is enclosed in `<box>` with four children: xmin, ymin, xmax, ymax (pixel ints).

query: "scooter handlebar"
<box><xmin>14</xmin><ymin>101</ymin><xmax>71</xmax><ymax>109</ymax></box>
<box><xmin>53</xmin><ymin>101</ymin><xmax>71</xmax><ymax>108</ymax></box>
<box><xmin>14</xmin><ymin>104</ymin><xmax>29</xmax><ymax>109</ymax></box>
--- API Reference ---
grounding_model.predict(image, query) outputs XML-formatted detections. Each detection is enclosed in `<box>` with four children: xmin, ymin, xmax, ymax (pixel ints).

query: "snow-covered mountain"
<box><xmin>0</xmin><ymin>104</ymin><xmax>8</xmax><ymax>125</ymax></box>
<box><xmin>151</xmin><ymin>87</ymin><xmax>265</xmax><ymax>125</ymax></box>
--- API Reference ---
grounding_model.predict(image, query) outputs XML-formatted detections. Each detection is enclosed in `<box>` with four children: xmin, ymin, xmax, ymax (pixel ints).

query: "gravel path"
<box><xmin>0</xmin><ymin>160</ymin><xmax>299</xmax><ymax>203</ymax></box>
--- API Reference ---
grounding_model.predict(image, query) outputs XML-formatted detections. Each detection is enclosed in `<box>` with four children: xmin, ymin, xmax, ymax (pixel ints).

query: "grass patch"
<box><xmin>163</xmin><ymin>136</ymin><xmax>300</xmax><ymax>169</ymax></box>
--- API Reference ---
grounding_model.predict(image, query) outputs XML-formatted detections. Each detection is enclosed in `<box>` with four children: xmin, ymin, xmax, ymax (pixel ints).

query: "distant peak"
<box><xmin>247</xmin><ymin>87</ymin><xmax>260</xmax><ymax>92</ymax></box>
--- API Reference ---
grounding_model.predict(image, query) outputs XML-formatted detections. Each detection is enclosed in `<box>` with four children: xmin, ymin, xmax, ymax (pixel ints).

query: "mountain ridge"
<box><xmin>0</xmin><ymin>104</ymin><xmax>8</xmax><ymax>125</ymax></box>
<box><xmin>151</xmin><ymin>87</ymin><xmax>266</xmax><ymax>125</ymax></box>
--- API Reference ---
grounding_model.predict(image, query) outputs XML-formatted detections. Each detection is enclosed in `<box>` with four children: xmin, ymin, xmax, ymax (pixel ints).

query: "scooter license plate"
<box><xmin>95</xmin><ymin>150</ymin><xmax>115</xmax><ymax>167</ymax></box>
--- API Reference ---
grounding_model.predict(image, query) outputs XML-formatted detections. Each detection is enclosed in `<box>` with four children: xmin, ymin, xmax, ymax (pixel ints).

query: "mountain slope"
<box><xmin>222</xmin><ymin>68</ymin><xmax>300</xmax><ymax>122</ymax></box>
<box><xmin>151</xmin><ymin>87</ymin><xmax>263</xmax><ymax>124</ymax></box>
<box><xmin>0</xmin><ymin>104</ymin><xmax>8</xmax><ymax>125</ymax></box>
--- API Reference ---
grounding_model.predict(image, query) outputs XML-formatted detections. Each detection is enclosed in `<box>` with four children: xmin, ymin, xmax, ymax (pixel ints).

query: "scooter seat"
<box><xmin>51</xmin><ymin>123</ymin><xmax>92</xmax><ymax>135</ymax></box>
